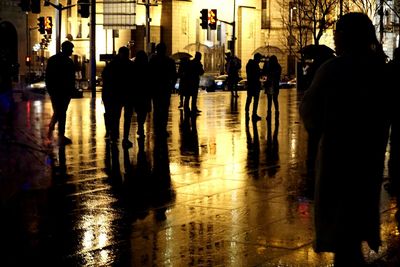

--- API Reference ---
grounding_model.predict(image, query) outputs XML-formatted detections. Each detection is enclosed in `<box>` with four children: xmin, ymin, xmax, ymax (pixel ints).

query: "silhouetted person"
<box><xmin>300</xmin><ymin>13</ymin><xmax>390</xmax><ymax>266</ymax></box>
<box><xmin>102</xmin><ymin>47</ymin><xmax>135</xmax><ymax>147</ymax></box>
<box><xmin>177</xmin><ymin>56</ymin><xmax>190</xmax><ymax>109</ymax></box>
<box><xmin>184</xmin><ymin>52</ymin><xmax>204</xmax><ymax>115</ymax></box>
<box><xmin>262</xmin><ymin>55</ymin><xmax>281</xmax><ymax>120</ymax></box>
<box><xmin>386</xmin><ymin>48</ymin><xmax>400</xmax><ymax>196</ymax></box>
<box><xmin>133</xmin><ymin>50</ymin><xmax>150</xmax><ymax>139</ymax></box>
<box><xmin>225</xmin><ymin>51</ymin><xmax>241</xmax><ymax>97</ymax></box>
<box><xmin>46</xmin><ymin>41</ymin><xmax>75</xmax><ymax>146</ymax></box>
<box><xmin>149</xmin><ymin>43</ymin><xmax>177</xmax><ymax>137</ymax></box>
<box><xmin>245</xmin><ymin>53</ymin><xmax>262</xmax><ymax>121</ymax></box>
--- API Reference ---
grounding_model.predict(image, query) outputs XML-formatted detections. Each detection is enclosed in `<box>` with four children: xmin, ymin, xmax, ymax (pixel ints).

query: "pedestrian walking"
<box><xmin>300</xmin><ymin>13</ymin><xmax>390</xmax><ymax>266</ymax></box>
<box><xmin>262</xmin><ymin>55</ymin><xmax>281</xmax><ymax>120</ymax></box>
<box><xmin>184</xmin><ymin>52</ymin><xmax>204</xmax><ymax>115</ymax></box>
<box><xmin>133</xmin><ymin>50</ymin><xmax>150</xmax><ymax>138</ymax></box>
<box><xmin>225</xmin><ymin>51</ymin><xmax>241</xmax><ymax>97</ymax></box>
<box><xmin>45</xmin><ymin>41</ymin><xmax>75</xmax><ymax>146</ymax></box>
<box><xmin>101</xmin><ymin>46</ymin><xmax>135</xmax><ymax>147</ymax></box>
<box><xmin>245</xmin><ymin>53</ymin><xmax>262</xmax><ymax>122</ymax></box>
<box><xmin>149</xmin><ymin>43</ymin><xmax>177</xmax><ymax>137</ymax></box>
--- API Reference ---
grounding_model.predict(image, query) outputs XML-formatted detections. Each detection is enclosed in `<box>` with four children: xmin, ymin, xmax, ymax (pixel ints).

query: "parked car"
<box><xmin>214</xmin><ymin>74</ymin><xmax>228</xmax><ymax>90</ymax></box>
<box><xmin>279</xmin><ymin>78</ymin><xmax>296</xmax><ymax>89</ymax></box>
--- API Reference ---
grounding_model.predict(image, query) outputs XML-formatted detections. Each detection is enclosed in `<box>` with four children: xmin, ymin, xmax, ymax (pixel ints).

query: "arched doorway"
<box><xmin>0</xmin><ymin>21</ymin><xmax>19</xmax><ymax>81</ymax></box>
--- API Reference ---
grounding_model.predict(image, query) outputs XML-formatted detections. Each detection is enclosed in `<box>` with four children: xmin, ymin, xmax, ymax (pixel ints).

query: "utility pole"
<box><xmin>138</xmin><ymin>0</ymin><xmax>158</xmax><ymax>54</ymax></box>
<box><xmin>44</xmin><ymin>0</ymin><xmax>76</xmax><ymax>52</ymax></box>
<box><xmin>90</xmin><ymin>0</ymin><xmax>96</xmax><ymax>97</ymax></box>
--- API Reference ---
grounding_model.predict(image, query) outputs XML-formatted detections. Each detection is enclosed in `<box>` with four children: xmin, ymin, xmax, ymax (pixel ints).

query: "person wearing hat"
<box><xmin>245</xmin><ymin>53</ymin><xmax>263</xmax><ymax>121</ymax></box>
<box><xmin>45</xmin><ymin>41</ymin><xmax>75</xmax><ymax>146</ymax></box>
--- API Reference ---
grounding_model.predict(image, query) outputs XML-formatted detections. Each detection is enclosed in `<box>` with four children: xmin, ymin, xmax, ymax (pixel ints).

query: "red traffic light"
<box><xmin>209</xmin><ymin>9</ymin><xmax>217</xmax><ymax>30</ymax></box>
<box><xmin>45</xmin><ymin>16</ymin><xmax>53</xmax><ymax>34</ymax></box>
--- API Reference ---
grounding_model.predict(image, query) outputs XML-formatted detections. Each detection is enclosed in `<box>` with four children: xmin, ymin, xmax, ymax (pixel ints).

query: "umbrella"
<box><xmin>299</xmin><ymin>44</ymin><xmax>335</xmax><ymax>59</ymax></box>
<box><xmin>252</xmin><ymin>45</ymin><xmax>283</xmax><ymax>57</ymax></box>
<box><xmin>171</xmin><ymin>52</ymin><xmax>193</xmax><ymax>61</ymax></box>
<box><xmin>183</xmin><ymin>43</ymin><xmax>212</xmax><ymax>53</ymax></box>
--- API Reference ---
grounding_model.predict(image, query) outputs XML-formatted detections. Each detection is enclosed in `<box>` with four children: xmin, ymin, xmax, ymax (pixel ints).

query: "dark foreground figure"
<box><xmin>300</xmin><ymin>13</ymin><xmax>390</xmax><ymax>266</ymax></box>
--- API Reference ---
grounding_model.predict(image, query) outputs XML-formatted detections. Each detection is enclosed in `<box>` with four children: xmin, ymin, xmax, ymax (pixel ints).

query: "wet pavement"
<box><xmin>1</xmin><ymin>86</ymin><xmax>400</xmax><ymax>266</ymax></box>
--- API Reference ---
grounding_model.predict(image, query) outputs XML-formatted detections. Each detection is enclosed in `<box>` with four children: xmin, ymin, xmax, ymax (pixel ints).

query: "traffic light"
<box><xmin>19</xmin><ymin>0</ymin><xmax>30</xmax><ymax>12</ymax></box>
<box><xmin>45</xmin><ymin>16</ymin><xmax>53</xmax><ymax>35</ymax></box>
<box><xmin>31</xmin><ymin>0</ymin><xmax>40</xmax><ymax>14</ymax></box>
<box><xmin>37</xmin><ymin>17</ymin><xmax>45</xmax><ymax>34</ymax></box>
<box><xmin>209</xmin><ymin>9</ymin><xmax>217</xmax><ymax>30</ymax></box>
<box><xmin>78</xmin><ymin>0</ymin><xmax>90</xmax><ymax>18</ymax></box>
<box><xmin>25</xmin><ymin>56</ymin><xmax>31</xmax><ymax>66</ymax></box>
<box><xmin>200</xmin><ymin>9</ymin><xmax>208</xmax><ymax>29</ymax></box>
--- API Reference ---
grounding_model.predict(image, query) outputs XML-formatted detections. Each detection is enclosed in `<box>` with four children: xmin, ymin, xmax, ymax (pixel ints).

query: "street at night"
<box><xmin>1</xmin><ymin>88</ymin><xmax>400</xmax><ymax>266</ymax></box>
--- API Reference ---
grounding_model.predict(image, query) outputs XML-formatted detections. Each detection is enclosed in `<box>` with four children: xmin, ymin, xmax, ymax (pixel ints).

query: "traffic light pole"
<box><xmin>44</xmin><ymin>1</ymin><xmax>75</xmax><ymax>52</ymax></box>
<box><xmin>138</xmin><ymin>0</ymin><xmax>158</xmax><ymax>54</ymax></box>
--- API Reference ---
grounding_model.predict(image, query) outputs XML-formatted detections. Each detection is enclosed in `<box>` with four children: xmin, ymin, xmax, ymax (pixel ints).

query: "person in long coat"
<box><xmin>184</xmin><ymin>52</ymin><xmax>204</xmax><ymax>114</ymax></box>
<box><xmin>300</xmin><ymin>13</ymin><xmax>390</xmax><ymax>266</ymax></box>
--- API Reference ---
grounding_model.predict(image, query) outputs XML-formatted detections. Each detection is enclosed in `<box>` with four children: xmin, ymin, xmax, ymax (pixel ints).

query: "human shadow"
<box><xmin>179</xmin><ymin>110</ymin><xmax>200</xmax><ymax>159</ymax></box>
<box><xmin>245</xmin><ymin>119</ymin><xmax>260</xmax><ymax>179</ymax></box>
<box><xmin>265</xmin><ymin>117</ymin><xmax>280</xmax><ymax>177</ymax></box>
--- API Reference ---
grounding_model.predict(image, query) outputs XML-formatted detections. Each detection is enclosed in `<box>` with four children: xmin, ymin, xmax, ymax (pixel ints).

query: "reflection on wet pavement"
<box><xmin>0</xmin><ymin>89</ymin><xmax>398</xmax><ymax>266</ymax></box>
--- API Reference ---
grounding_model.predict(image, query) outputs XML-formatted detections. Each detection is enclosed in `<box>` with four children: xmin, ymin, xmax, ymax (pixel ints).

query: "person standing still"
<box><xmin>185</xmin><ymin>52</ymin><xmax>204</xmax><ymax>115</ymax></box>
<box><xmin>245</xmin><ymin>53</ymin><xmax>262</xmax><ymax>122</ymax></box>
<box><xmin>262</xmin><ymin>55</ymin><xmax>281</xmax><ymax>121</ymax></box>
<box><xmin>46</xmin><ymin>41</ymin><xmax>75</xmax><ymax>146</ymax></box>
<box><xmin>300</xmin><ymin>13</ymin><xmax>390</xmax><ymax>266</ymax></box>
<box><xmin>225</xmin><ymin>51</ymin><xmax>241</xmax><ymax>97</ymax></box>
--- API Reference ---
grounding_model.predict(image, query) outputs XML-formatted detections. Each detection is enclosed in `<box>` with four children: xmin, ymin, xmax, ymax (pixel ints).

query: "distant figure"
<box><xmin>225</xmin><ymin>51</ymin><xmax>241</xmax><ymax>97</ymax></box>
<box><xmin>102</xmin><ymin>47</ymin><xmax>135</xmax><ymax>147</ymax></box>
<box><xmin>184</xmin><ymin>52</ymin><xmax>204</xmax><ymax>115</ymax></box>
<box><xmin>245</xmin><ymin>53</ymin><xmax>263</xmax><ymax>121</ymax></box>
<box><xmin>386</xmin><ymin>47</ymin><xmax>400</xmax><ymax>195</ymax></box>
<box><xmin>300</xmin><ymin>13</ymin><xmax>390</xmax><ymax>266</ymax></box>
<box><xmin>262</xmin><ymin>55</ymin><xmax>281</xmax><ymax>120</ymax></box>
<box><xmin>177</xmin><ymin>57</ymin><xmax>190</xmax><ymax>109</ymax></box>
<box><xmin>133</xmin><ymin>50</ymin><xmax>150</xmax><ymax>138</ymax></box>
<box><xmin>149</xmin><ymin>43</ymin><xmax>177</xmax><ymax>137</ymax></box>
<box><xmin>45</xmin><ymin>41</ymin><xmax>75</xmax><ymax>146</ymax></box>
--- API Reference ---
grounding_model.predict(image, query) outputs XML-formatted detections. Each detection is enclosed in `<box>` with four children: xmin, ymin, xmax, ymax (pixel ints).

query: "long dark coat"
<box><xmin>300</xmin><ymin>52</ymin><xmax>390</xmax><ymax>253</ymax></box>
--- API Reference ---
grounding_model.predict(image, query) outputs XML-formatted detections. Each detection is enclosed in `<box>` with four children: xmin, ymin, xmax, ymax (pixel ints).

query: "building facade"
<box><xmin>1</xmin><ymin>0</ymin><xmax>399</xmax><ymax>83</ymax></box>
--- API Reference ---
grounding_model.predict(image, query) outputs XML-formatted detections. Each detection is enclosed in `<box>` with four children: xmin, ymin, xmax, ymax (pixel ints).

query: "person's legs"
<box><xmin>110</xmin><ymin>102</ymin><xmax>123</xmax><ymax>143</ymax></box>
<box><xmin>191</xmin><ymin>87</ymin><xmax>200</xmax><ymax>112</ymax></box>
<box><xmin>245</xmin><ymin>91</ymin><xmax>252</xmax><ymax>116</ymax></box>
<box><xmin>137</xmin><ymin>111</ymin><xmax>147</xmax><ymax>138</ymax></box>
<box><xmin>252</xmin><ymin>91</ymin><xmax>261</xmax><ymax>121</ymax></box>
<box><xmin>273</xmin><ymin>92</ymin><xmax>279</xmax><ymax>114</ymax></box>
<box><xmin>183</xmin><ymin>94</ymin><xmax>191</xmax><ymax>113</ymax></box>
<box><xmin>267</xmin><ymin>93</ymin><xmax>273</xmax><ymax>119</ymax></box>
<box><xmin>57</xmin><ymin>97</ymin><xmax>72</xmax><ymax>145</ymax></box>
<box><xmin>123</xmin><ymin>104</ymin><xmax>134</xmax><ymax>148</ymax></box>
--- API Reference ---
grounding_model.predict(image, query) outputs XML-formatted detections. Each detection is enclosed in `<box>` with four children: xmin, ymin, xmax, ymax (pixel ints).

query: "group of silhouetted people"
<box><xmin>244</xmin><ymin>53</ymin><xmax>282</xmax><ymax>122</ymax></box>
